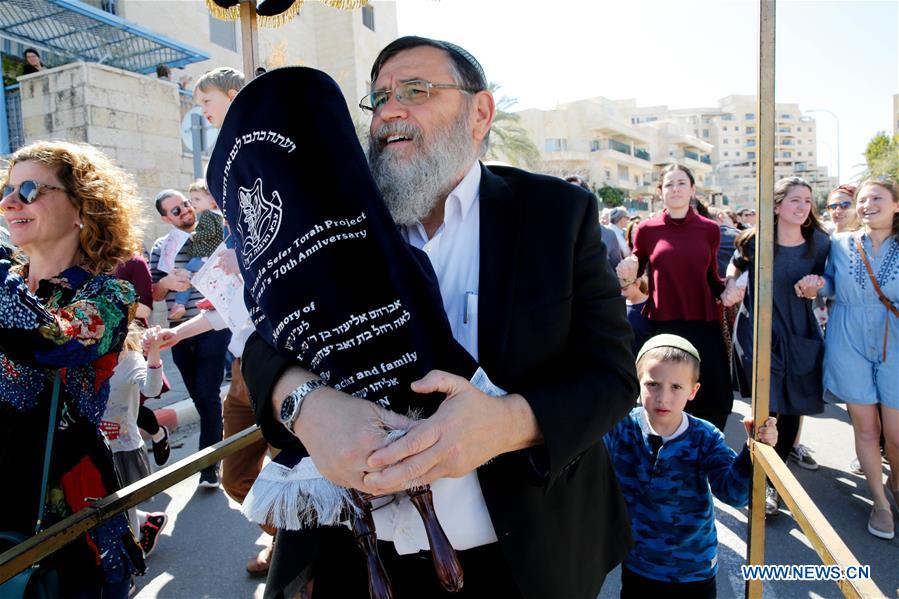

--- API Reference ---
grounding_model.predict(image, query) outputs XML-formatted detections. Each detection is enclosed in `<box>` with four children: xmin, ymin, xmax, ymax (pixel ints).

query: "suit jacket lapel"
<box><xmin>478</xmin><ymin>164</ymin><xmax>522</xmax><ymax>376</ymax></box>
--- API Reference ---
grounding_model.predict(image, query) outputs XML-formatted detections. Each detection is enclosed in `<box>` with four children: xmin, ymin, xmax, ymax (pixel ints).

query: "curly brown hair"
<box><xmin>1</xmin><ymin>141</ymin><xmax>144</xmax><ymax>274</ymax></box>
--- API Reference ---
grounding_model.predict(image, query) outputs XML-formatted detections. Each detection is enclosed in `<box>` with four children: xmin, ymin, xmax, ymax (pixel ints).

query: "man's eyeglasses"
<box><xmin>359</xmin><ymin>80</ymin><xmax>476</xmax><ymax>113</ymax></box>
<box><xmin>741</xmin><ymin>210</ymin><xmax>756</xmax><ymax>216</ymax></box>
<box><xmin>1</xmin><ymin>180</ymin><xmax>67</xmax><ymax>204</ymax></box>
<box><xmin>168</xmin><ymin>200</ymin><xmax>192</xmax><ymax>217</ymax></box>
<box><xmin>827</xmin><ymin>201</ymin><xmax>852</xmax><ymax>211</ymax></box>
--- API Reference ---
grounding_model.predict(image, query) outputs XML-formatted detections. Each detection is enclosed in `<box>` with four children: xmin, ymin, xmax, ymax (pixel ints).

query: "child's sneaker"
<box><xmin>152</xmin><ymin>426</ymin><xmax>170</xmax><ymax>466</ymax></box>
<box><xmin>168</xmin><ymin>304</ymin><xmax>186</xmax><ymax>320</ymax></box>
<box><xmin>140</xmin><ymin>512</ymin><xmax>168</xmax><ymax>557</ymax></box>
<box><xmin>788</xmin><ymin>444</ymin><xmax>819</xmax><ymax>470</ymax></box>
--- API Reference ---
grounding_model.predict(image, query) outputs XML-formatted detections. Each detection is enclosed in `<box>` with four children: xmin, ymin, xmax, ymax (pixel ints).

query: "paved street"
<box><xmin>132</xmin><ymin>395</ymin><xmax>897</xmax><ymax>599</ymax></box>
<box><xmin>134</xmin><ymin>420</ymin><xmax>266</xmax><ymax>599</ymax></box>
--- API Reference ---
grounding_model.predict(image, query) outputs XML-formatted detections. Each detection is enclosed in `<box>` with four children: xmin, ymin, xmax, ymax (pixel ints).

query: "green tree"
<box><xmin>862</xmin><ymin>131</ymin><xmax>899</xmax><ymax>181</ymax></box>
<box><xmin>596</xmin><ymin>184</ymin><xmax>627</xmax><ymax>208</ymax></box>
<box><xmin>484</xmin><ymin>83</ymin><xmax>541</xmax><ymax>170</ymax></box>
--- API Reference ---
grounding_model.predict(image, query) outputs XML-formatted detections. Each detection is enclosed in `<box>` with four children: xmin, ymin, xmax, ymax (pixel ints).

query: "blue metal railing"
<box><xmin>3</xmin><ymin>84</ymin><xmax>24</xmax><ymax>155</ymax></box>
<box><xmin>701</xmin><ymin>154</ymin><xmax>712</xmax><ymax>164</ymax></box>
<box><xmin>634</xmin><ymin>148</ymin><xmax>651</xmax><ymax>161</ymax></box>
<box><xmin>683</xmin><ymin>149</ymin><xmax>699</xmax><ymax>161</ymax></box>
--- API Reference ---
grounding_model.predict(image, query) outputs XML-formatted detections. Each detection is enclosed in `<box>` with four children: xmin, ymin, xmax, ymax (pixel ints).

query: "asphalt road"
<box><xmin>133</xmin><ymin>421</ymin><xmax>267</xmax><ymax>599</ymax></box>
<box><xmin>132</xmin><ymin>397</ymin><xmax>897</xmax><ymax>599</ymax></box>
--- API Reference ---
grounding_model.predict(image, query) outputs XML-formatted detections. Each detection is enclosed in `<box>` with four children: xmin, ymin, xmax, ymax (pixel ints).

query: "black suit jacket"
<box><xmin>243</xmin><ymin>164</ymin><xmax>638</xmax><ymax>599</ymax></box>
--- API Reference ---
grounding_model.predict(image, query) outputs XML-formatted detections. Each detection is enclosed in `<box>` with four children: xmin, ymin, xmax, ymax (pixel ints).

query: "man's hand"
<box><xmin>291</xmin><ymin>386</ymin><xmax>414</xmax><ymax>492</ymax></box>
<box><xmin>362</xmin><ymin>370</ymin><xmax>542</xmax><ymax>496</ymax></box>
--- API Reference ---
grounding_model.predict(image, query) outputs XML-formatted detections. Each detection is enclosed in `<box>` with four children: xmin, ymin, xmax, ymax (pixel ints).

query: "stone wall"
<box><xmin>18</xmin><ymin>62</ymin><xmax>198</xmax><ymax>247</ymax></box>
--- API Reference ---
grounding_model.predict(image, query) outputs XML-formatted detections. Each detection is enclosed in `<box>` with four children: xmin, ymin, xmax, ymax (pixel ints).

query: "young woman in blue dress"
<box><xmin>798</xmin><ymin>178</ymin><xmax>899</xmax><ymax>539</ymax></box>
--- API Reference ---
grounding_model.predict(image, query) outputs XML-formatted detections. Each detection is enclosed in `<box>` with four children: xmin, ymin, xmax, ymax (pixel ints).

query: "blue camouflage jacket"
<box><xmin>604</xmin><ymin>407</ymin><xmax>751</xmax><ymax>582</ymax></box>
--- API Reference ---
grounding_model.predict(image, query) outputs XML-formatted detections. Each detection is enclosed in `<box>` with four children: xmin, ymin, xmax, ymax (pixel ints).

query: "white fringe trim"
<box><xmin>241</xmin><ymin>457</ymin><xmax>359</xmax><ymax>530</ymax></box>
<box><xmin>241</xmin><ymin>370</ymin><xmax>505</xmax><ymax>531</ymax></box>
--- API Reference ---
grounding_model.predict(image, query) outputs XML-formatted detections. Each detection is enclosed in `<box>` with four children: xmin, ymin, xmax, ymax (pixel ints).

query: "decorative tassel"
<box><xmin>321</xmin><ymin>0</ymin><xmax>369</xmax><ymax>8</ymax></box>
<box><xmin>242</xmin><ymin>457</ymin><xmax>360</xmax><ymax>530</ymax></box>
<box><xmin>258</xmin><ymin>0</ymin><xmax>304</xmax><ymax>28</ymax></box>
<box><xmin>241</xmin><ymin>371</ymin><xmax>504</xmax><ymax>531</ymax></box>
<box><xmin>205</xmin><ymin>0</ymin><xmax>240</xmax><ymax>21</ymax></box>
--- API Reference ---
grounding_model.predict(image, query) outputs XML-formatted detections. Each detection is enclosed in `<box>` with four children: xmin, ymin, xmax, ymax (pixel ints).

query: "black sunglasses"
<box><xmin>2</xmin><ymin>180</ymin><xmax>67</xmax><ymax>204</ymax></box>
<box><xmin>169</xmin><ymin>200</ymin><xmax>192</xmax><ymax>217</ymax></box>
<box><xmin>827</xmin><ymin>201</ymin><xmax>851</xmax><ymax>211</ymax></box>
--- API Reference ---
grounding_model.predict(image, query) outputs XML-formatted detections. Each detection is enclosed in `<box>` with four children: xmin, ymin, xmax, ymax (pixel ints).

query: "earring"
<box><xmin>77</xmin><ymin>223</ymin><xmax>84</xmax><ymax>230</ymax></box>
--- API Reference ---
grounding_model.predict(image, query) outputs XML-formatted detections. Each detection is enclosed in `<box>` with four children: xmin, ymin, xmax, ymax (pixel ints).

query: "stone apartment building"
<box><xmin>3</xmin><ymin>0</ymin><xmax>397</xmax><ymax>243</ymax></box>
<box><xmin>518</xmin><ymin>94</ymin><xmax>836</xmax><ymax>209</ymax></box>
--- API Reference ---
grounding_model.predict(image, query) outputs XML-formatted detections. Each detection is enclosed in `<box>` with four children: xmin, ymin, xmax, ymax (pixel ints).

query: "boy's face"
<box><xmin>638</xmin><ymin>357</ymin><xmax>700</xmax><ymax>435</ymax></box>
<box><xmin>195</xmin><ymin>87</ymin><xmax>237</xmax><ymax>128</ymax></box>
<box><xmin>189</xmin><ymin>189</ymin><xmax>216</xmax><ymax>213</ymax></box>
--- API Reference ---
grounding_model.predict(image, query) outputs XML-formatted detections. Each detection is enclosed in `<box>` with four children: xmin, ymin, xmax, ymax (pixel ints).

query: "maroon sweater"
<box><xmin>632</xmin><ymin>209</ymin><xmax>725</xmax><ymax>322</ymax></box>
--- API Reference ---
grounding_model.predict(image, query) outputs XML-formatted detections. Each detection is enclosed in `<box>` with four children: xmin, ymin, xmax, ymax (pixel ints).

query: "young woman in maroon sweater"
<box><xmin>617</xmin><ymin>164</ymin><xmax>743</xmax><ymax>431</ymax></box>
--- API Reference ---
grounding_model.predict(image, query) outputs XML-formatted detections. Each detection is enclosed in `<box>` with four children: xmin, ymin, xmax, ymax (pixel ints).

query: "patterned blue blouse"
<box><xmin>821</xmin><ymin>232</ymin><xmax>899</xmax><ymax>407</ymax></box>
<box><xmin>0</xmin><ymin>251</ymin><xmax>144</xmax><ymax>591</ymax></box>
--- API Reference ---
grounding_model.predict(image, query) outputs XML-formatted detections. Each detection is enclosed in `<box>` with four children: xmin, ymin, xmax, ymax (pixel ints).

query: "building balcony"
<box><xmin>590</xmin><ymin>139</ymin><xmax>652</xmax><ymax>168</ymax></box>
<box><xmin>587</xmin><ymin>115</ymin><xmax>651</xmax><ymax>144</ymax></box>
<box><xmin>542</xmin><ymin>150</ymin><xmax>590</xmax><ymax>163</ymax></box>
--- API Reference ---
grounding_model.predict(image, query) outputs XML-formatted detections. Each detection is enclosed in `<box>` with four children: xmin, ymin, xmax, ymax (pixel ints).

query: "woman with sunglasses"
<box><xmin>799</xmin><ymin>178</ymin><xmax>899</xmax><ymax>539</ymax></box>
<box><xmin>826</xmin><ymin>184</ymin><xmax>859</xmax><ymax>234</ymax></box>
<box><xmin>617</xmin><ymin>163</ymin><xmax>738</xmax><ymax>432</ymax></box>
<box><xmin>0</xmin><ymin>141</ymin><xmax>145</xmax><ymax>597</ymax></box>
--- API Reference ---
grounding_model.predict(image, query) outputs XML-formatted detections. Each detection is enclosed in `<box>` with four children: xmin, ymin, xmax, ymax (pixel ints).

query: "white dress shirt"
<box><xmin>372</xmin><ymin>161</ymin><xmax>499</xmax><ymax>554</ymax></box>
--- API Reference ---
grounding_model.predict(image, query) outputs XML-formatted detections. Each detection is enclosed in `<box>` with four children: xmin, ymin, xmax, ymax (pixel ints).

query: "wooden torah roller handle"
<box><xmin>407</xmin><ymin>487</ymin><xmax>464</xmax><ymax>592</ymax></box>
<box><xmin>349</xmin><ymin>491</ymin><xmax>395</xmax><ymax>599</ymax></box>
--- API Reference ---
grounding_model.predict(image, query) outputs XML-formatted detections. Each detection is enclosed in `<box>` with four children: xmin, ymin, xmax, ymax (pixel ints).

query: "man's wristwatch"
<box><xmin>279</xmin><ymin>378</ymin><xmax>326</xmax><ymax>433</ymax></box>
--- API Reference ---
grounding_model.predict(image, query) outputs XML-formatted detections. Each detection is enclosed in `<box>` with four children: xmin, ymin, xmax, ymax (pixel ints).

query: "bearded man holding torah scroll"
<box><xmin>208</xmin><ymin>37</ymin><xmax>638</xmax><ymax>599</ymax></box>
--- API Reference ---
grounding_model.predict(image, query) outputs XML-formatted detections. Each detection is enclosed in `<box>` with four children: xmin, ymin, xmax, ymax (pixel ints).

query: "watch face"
<box><xmin>280</xmin><ymin>394</ymin><xmax>296</xmax><ymax>423</ymax></box>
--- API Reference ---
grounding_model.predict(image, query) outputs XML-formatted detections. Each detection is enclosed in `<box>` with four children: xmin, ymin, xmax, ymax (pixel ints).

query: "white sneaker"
<box><xmin>765</xmin><ymin>485</ymin><xmax>780</xmax><ymax>517</ymax></box>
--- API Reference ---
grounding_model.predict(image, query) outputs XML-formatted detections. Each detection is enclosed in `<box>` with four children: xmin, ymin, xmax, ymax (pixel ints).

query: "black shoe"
<box><xmin>140</xmin><ymin>512</ymin><xmax>168</xmax><ymax>557</ymax></box>
<box><xmin>198</xmin><ymin>469</ymin><xmax>220</xmax><ymax>489</ymax></box>
<box><xmin>152</xmin><ymin>426</ymin><xmax>171</xmax><ymax>467</ymax></box>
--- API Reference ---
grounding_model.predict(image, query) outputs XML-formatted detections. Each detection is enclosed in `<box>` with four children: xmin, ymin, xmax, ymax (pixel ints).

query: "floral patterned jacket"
<box><xmin>0</xmin><ymin>253</ymin><xmax>144</xmax><ymax>591</ymax></box>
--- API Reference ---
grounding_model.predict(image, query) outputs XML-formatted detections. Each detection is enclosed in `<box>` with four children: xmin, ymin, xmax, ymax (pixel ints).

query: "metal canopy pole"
<box><xmin>238</xmin><ymin>0</ymin><xmax>260</xmax><ymax>78</ymax></box>
<box><xmin>746</xmin><ymin>1</ymin><xmax>775</xmax><ymax>597</ymax></box>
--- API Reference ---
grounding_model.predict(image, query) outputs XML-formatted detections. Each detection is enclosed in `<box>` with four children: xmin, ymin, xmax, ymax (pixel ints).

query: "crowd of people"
<box><xmin>0</xmin><ymin>34</ymin><xmax>896</xmax><ymax>599</ymax></box>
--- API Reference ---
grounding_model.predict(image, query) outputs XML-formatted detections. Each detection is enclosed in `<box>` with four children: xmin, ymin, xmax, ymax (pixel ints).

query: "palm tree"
<box><xmin>485</xmin><ymin>83</ymin><xmax>541</xmax><ymax>170</ymax></box>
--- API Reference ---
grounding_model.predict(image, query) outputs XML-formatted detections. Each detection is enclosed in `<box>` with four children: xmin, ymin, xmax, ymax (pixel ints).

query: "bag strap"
<box><xmin>854</xmin><ymin>236</ymin><xmax>899</xmax><ymax>318</ymax></box>
<box><xmin>35</xmin><ymin>371</ymin><xmax>62</xmax><ymax>535</ymax></box>
<box><xmin>854</xmin><ymin>236</ymin><xmax>899</xmax><ymax>361</ymax></box>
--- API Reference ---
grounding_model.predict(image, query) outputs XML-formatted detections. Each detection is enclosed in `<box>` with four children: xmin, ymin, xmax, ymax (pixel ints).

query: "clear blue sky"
<box><xmin>396</xmin><ymin>0</ymin><xmax>898</xmax><ymax>183</ymax></box>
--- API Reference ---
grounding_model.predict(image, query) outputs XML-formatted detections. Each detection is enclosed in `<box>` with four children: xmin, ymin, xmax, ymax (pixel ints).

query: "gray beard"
<box><xmin>367</xmin><ymin>111</ymin><xmax>477</xmax><ymax>226</ymax></box>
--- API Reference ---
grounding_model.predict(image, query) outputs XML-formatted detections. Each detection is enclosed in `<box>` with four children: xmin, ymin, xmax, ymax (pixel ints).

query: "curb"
<box><xmin>153</xmin><ymin>398</ymin><xmax>199</xmax><ymax>432</ymax></box>
<box><xmin>151</xmin><ymin>383</ymin><xmax>229</xmax><ymax>434</ymax></box>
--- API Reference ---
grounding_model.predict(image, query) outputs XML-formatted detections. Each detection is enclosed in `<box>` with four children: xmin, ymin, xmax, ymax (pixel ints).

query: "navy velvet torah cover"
<box><xmin>207</xmin><ymin>67</ymin><xmax>479</xmax><ymax>438</ymax></box>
